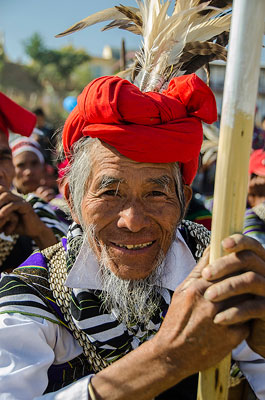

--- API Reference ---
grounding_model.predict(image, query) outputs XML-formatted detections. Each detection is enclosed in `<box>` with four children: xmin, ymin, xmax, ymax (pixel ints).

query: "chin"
<box><xmin>108</xmin><ymin>261</ymin><xmax>155</xmax><ymax>281</ymax></box>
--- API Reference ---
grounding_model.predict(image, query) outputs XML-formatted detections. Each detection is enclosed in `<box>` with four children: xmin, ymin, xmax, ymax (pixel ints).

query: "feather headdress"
<box><xmin>201</xmin><ymin>123</ymin><xmax>220</xmax><ymax>165</ymax></box>
<box><xmin>56</xmin><ymin>0</ymin><xmax>231</xmax><ymax>92</ymax></box>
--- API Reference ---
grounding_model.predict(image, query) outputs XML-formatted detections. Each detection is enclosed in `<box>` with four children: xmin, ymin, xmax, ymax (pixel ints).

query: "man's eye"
<box><xmin>149</xmin><ymin>191</ymin><xmax>166</xmax><ymax>197</ymax></box>
<box><xmin>102</xmin><ymin>190</ymin><xmax>119</xmax><ymax>196</ymax></box>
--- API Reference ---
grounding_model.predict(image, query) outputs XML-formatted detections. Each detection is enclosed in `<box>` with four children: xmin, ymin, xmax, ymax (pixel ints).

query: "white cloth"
<box><xmin>66</xmin><ymin>230</ymin><xmax>196</xmax><ymax>291</ymax></box>
<box><xmin>0</xmin><ymin>233</ymin><xmax>265</xmax><ymax>399</ymax></box>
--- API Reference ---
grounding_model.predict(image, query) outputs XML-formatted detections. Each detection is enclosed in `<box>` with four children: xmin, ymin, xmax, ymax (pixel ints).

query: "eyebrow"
<box><xmin>147</xmin><ymin>175</ymin><xmax>172</xmax><ymax>189</ymax></box>
<box><xmin>97</xmin><ymin>175</ymin><xmax>124</xmax><ymax>190</ymax></box>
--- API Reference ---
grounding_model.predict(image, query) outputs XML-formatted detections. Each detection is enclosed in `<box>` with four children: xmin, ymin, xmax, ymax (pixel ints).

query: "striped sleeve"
<box><xmin>243</xmin><ymin>208</ymin><xmax>265</xmax><ymax>245</ymax></box>
<box><xmin>26</xmin><ymin>194</ymin><xmax>68</xmax><ymax>239</ymax></box>
<box><xmin>0</xmin><ymin>273</ymin><xmax>62</xmax><ymax>325</ymax></box>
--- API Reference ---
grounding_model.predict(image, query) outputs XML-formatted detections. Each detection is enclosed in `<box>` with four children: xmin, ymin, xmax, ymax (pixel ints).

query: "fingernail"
<box><xmin>222</xmin><ymin>237</ymin><xmax>236</xmax><ymax>249</ymax></box>
<box><xmin>204</xmin><ymin>287</ymin><xmax>217</xmax><ymax>300</ymax></box>
<box><xmin>214</xmin><ymin>313</ymin><xmax>226</xmax><ymax>324</ymax></box>
<box><xmin>202</xmin><ymin>267</ymin><xmax>212</xmax><ymax>279</ymax></box>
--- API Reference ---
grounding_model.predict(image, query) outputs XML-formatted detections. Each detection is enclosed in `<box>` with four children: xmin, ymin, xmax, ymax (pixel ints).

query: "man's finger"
<box><xmin>0</xmin><ymin>202</ymin><xmax>26</xmax><ymax>218</ymax></box>
<box><xmin>213</xmin><ymin>298</ymin><xmax>265</xmax><ymax>325</ymax></box>
<box><xmin>222</xmin><ymin>234</ymin><xmax>265</xmax><ymax>259</ymax></box>
<box><xmin>0</xmin><ymin>191</ymin><xmax>14</xmax><ymax>209</ymax></box>
<box><xmin>0</xmin><ymin>216</ymin><xmax>9</xmax><ymax>231</ymax></box>
<box><xmin>3</xmin><ymin>216</ymin><xmax>18</xmax><ymax>236</ymax></box>
<box><xmin>202</xmin><ymin>250</ymin><xmax>265</xmax><ymax>281</ymax></box>
<box><xmin>204</xmin><ymin>272</ymin><xmax>265</xmax><ymax>301</ymax></box>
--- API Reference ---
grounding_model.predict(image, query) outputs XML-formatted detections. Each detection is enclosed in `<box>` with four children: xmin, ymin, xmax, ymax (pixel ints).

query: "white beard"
<box><xmin>81</xmin><ymin>225</ymin><xmax>166</xmax><ymax>328</ymax></box>
<box><xmin>98</xmin><ymin>245</ymin><xmax>165</xmax><ymax>328</ymax></box>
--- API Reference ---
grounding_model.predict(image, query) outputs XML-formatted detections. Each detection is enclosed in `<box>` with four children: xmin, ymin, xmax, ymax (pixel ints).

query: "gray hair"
<box><xmin>67</xmin><ymin>137</ymin><xmax>186</xmax><ymax>226</ymax></box>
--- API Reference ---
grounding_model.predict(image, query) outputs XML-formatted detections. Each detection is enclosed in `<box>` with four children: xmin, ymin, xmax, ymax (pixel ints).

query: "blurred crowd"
<box><xmin>189</xmin><ymin>111</ymin><xmax>265</xmax><ymax>245</ymax></box>
<box><xmin>0</xmin><ymin>94</ymin><xmax>69</xmax><ymax>273</ymax></box>
<box><xmin>1</xmin><ymin>91</ymin><xmax>265</xmax><ymax>275</ymax></box>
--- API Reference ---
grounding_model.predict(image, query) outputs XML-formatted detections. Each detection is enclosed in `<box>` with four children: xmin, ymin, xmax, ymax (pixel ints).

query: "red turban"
<box><xmin>63</xmin><ymin>74</ymin><xmax>217</xmax><ymax>184</ymax></box>
<box><xmin>0</xmin><ymin>92</ymin><xmax>36</xmax><ymax>137</ymax></box>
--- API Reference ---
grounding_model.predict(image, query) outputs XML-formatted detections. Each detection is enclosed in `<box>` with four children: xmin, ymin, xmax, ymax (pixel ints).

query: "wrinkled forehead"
<box><xmin>89</xmin><ymin>141</ymin><xmax>176</xmax><ymax>183</ymax></box>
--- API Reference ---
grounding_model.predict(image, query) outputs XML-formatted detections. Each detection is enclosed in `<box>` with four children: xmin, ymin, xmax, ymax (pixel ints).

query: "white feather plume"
<box><xmin>201</xmin><ymin>123</ymin><xmax>220</xmax><ymax>165</ymax></box>
<box><xmin>56</xmin><ymin>0</ymin><xmax>232</xmax><ymax>92</ymax></box>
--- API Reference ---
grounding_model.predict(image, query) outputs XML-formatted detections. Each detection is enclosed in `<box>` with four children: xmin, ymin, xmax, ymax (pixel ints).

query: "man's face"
<box><xmin>0</xmin><ymin>132</ymin><xmax>15</xmax><ymax>189</ymax></box>
<box><xmin>248</xmin><ymin>173</ymin><xmax>265</xmax><ymax>207</ymax></box>
<box><xmin>79</xmin><ymin>143</ymin><xmax>191</xmax><ymax>280</ymax></box>
<box><xmin>13</xmin><ymin>151</ymin><xmax>44</xmax><ymax>194</ymax></box>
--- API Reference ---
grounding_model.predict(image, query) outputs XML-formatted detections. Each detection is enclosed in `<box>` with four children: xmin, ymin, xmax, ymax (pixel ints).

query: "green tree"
<box><xmin>24</xmin><ymin>33</ymin><xmax>92</xmax><ymax>94</ymax></box>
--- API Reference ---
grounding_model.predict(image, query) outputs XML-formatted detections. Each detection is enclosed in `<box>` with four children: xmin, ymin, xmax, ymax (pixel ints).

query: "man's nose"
<box><xmin>24</xmin><ymin>167</ymin><xmax>33</xmax><ymax>176</ymax></box>
<box><xmin>117</xmin><ymin>200</ymin><xmax>151</xmax><ymax>232</ymax></box>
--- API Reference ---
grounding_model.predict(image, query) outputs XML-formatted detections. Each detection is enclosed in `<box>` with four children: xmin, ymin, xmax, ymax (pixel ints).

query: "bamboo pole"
<box><xmin>120</xmin><ymin>38</ymin><xmax>126</xmax><ymax>72</ymax></box>
<box><xmin>197</xmin><ymin>1</ymin><xmax>265</xmax><ymax>399</ymax></box>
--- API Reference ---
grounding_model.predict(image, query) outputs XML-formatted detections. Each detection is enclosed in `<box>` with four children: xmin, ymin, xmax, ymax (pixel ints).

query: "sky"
<box><xmin>0</xmin><ymin>0</ymin><xmax>141</xmax><ymax>63</ymax></box>
<box><xmin>1</xmin><ymin>1</ymin><xmax>265</xmax><ymax>65</ymax></box>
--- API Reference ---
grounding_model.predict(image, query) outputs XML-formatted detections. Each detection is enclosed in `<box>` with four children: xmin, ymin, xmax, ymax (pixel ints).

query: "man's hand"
<box><xmin>200</xmin><ymin>234</ymin><xmax>265</xmax><ymax>357</ymax></box>
<box><xmin>152</xmin><ymin>247</ymin><xmax>249</xmax><ymax>380</ymax></box>
<box><xmin>0</xmin><ymin>185</ymin><xmax>58</xmax><ymax>249</ymax></box>
<box><xmin>90</xmin><ymin>236</ymin><xmax>265</xmax><ymax>400</ymax></box>
<box><xmin>34</xmin><ymin>186</ymin><xmax>56</xmax><ymax>203</ymax></box>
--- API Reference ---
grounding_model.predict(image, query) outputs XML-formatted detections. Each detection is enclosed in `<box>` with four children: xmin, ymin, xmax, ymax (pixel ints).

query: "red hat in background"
<box><xmin>249</xmin><ymin>149</ymin><xmax>265</xmax><ymax>176</ymax></box>
<box><xmin>57</xmin><ymin>159</ymin><xmax>69</xmax><ymax>180</ymax></box>
<box><xmin>63</xmin><ymin>74</ymin><xmax>217</xmax><ymax>185</ymax></box>
<box><xmin>0</xmin><ymin>92</ymin><xmax>36</xmax><ymax>137</ymax></box>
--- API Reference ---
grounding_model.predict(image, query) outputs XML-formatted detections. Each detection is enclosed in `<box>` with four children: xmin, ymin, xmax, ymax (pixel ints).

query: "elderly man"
<box><xmin>0</xmin><ymin>92</ymin><xmax>67</xmax><ymax>272</ymax></box>
<box><xmin>0</xmin><ymin>75</ymin><xmax>265</xmax><ymax>400</ymax></box>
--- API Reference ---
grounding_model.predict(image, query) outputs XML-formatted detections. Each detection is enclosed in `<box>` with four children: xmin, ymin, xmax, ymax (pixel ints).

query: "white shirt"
<box><xmin>0</xmin><ymin>232</ymin><xmax>265</xmax><ymax>399</ymax></box>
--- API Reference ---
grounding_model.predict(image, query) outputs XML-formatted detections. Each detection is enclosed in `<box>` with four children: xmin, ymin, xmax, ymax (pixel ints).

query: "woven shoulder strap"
<box><xmin>181</xmin><ymin>220</ymin><xmax>211</xmax><ymax>261</ymax></box>
<box><xmin>41</xmin><ymin>242</ymin><xmax>108</xmax><ymax>373</ymax></box>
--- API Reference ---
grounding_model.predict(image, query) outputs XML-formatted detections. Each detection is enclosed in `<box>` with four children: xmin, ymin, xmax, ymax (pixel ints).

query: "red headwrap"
<box><xmin>0</xmin><ymin>92</ymin><xmax>36</xmax><ymax>137</ymax></box>
<box><xmin>63</xmin><ymin>74</ymin><xmax>217</xmax><ymax>184</ymax></box>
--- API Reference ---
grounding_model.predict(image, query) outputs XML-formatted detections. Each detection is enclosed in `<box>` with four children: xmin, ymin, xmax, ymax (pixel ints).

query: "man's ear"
<box><xmin>63</xmin><ymin>181</ymin><xmax>81</xmax><ymax>224</ymax></box>
<box><xmin>183</xmin><ymin>185</ymin><xmax>192</xmax><ymax>212</ymax></box>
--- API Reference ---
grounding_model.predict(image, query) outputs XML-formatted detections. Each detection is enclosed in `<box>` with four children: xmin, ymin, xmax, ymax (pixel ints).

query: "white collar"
<box><xmin>65</xmin><ymin>229</ymin><xmax>196</xmax><ymax>292</ymax></box>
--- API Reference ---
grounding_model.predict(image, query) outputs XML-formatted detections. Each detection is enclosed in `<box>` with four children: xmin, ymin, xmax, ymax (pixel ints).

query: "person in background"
<box><xmin>12</xmin><ymin>134</ymin><xmax>71</xmax><ymax>230</ymax></box>
<box><xmin>34</xmin><ymin>107</ymin><xmax>54</xmax><ymax>139</ymax></box>
<box><xmin>0</xmin><ymin>92</ymin><xmax>67</xmax><ymax>273</ymax></box>
<box><xmin>11</xmin><ymin>137</ymin><xmax>46</xmax><ymax>194</ymax></box>
<box><xmin>243</xmin><ymin>148</ymin><xmax>265</xmax><ymax>244</ymax></box>
<box><xmin>33</xmin><ymin>107</ymin><xmax>55</xmax><ymax>165</ymax></box>
<box><xmin>10</xmin><ymin>136</ymin><xmax>59</xmax><ymax>203</ymax></box>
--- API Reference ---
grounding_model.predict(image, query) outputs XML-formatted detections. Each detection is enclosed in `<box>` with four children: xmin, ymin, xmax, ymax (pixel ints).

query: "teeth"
<box><xmin>116</xmin><ymin>242</ymin><xmax>153</xmax><ymax>250</ymax></box>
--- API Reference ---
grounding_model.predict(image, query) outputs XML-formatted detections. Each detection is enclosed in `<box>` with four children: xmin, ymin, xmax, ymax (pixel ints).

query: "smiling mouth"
<box><xmin>111</xmin><ymin>241</ymin><xmax>155</xmax><ymax>250</ymax></box>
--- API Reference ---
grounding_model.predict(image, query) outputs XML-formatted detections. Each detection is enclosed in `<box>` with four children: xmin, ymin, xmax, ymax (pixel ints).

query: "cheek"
<box><xmin>15</xmin><ymin>168</ymin><xmax>24</xmax><ymax>178</ymax></box>
<box><xmin>148</xmin><ymin>200</ymin><xmax>181</xmax><ymax>229</ymax></box>
<box><xmin>149</xmin><ymin>201</ymin><xmax>181</xmax><ymax>250</ymax></box>
<box><xmin>31</xmin><ymin>166</ymin><xmax>43</xmax><ymax>177</ymax></box>
<box><xmin>81</xmin><ymin>197</ymin><xmax>119</xmax><ymax>231</ymax></box>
